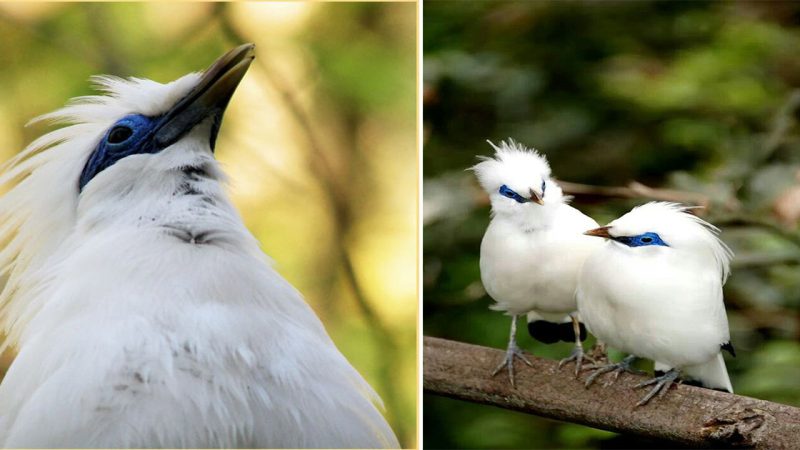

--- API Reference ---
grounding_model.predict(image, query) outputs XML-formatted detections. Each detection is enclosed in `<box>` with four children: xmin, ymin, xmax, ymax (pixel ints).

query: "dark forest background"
<box><xmin>423</xmin><ymin>1</ymin><xmax>800</xmax><ymax>448</ymax></box>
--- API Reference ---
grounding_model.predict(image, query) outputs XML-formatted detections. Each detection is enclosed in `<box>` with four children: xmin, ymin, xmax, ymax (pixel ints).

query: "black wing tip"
<box><xmin>527</xmin><ymin>320</ymin><xmax>587</xmax><ymax>344</ymax></box>
<box><xmin>527</xmin><ymin>320</ymin><xmax>561</xmax><ymax>344</ymax></box>
<box><xmin>721</xmin><ymin>341</ymin><xmax>736</xmax><ymax>357</ymax></box>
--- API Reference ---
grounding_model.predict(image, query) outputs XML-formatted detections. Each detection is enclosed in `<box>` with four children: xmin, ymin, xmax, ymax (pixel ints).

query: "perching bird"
<box><xmin>578</xmin><ymin>202</ymin><xmax>735</xmax><ymax>406</ymax></box>
<box><xmin>0</xmin><ymin>44</ymin><xmax>399</xmax><ymax>448</ymax></box>
<box><xmin>472</xmin><ymin>140</ymin><xmax>603</xmax><ymax>386</ymax></box>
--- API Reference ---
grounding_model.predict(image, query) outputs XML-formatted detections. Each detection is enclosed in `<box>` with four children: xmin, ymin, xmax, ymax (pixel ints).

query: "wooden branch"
<box><xmin>424</xmin><ymin>336</ymin><xmax>800</xmax><ymax>449</ymax></box>
<box><xmin>558</xmin><ymin>181</ymin><xmax>711</xmax><ymax>209</ymax></box>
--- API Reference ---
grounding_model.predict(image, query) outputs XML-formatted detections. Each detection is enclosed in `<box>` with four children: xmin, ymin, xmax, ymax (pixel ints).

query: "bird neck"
<box><xmin>493</xmin><ymin>201</ymin><xmax>561</xmax><ymax>233</ymax></box>
<box><xmin>75</xmin><ymin>153</ymin><xmax>240</xmax><ymax>241</ymax></box>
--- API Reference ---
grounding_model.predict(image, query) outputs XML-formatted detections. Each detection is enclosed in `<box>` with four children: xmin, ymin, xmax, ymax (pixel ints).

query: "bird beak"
<box><xmin>529</xmin><ymin>188</ymin><xmax>545</xmax><ymax>205</ymax></box>
<box><xmin>584</xmin><ymin>226</ymin><xmax>612</xmax><ymax>238</ymax></box>
<box><xmin>153</xmin><ymin>43</ymin><xmax>255</xmax><ymax>152</ymax></box>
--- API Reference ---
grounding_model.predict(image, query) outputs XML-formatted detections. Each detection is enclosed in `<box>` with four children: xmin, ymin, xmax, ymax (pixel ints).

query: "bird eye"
<box><xmin>499</xmin><ymin>185</ymin><xmax>515</xmax><ymax>198</ymax></box>
<box><xmin>107</xmin><ymin>126</ymin><xmax>133</xmax><ymax>144</ymax></box>
<box><xmin>541</xmin><ymin>180</ymin><xmax>546</xmax><ymax>196</ymax></box>
<box><xmin>498</xmin><ymin>185</ymin><xmax>529</xmax><ymax>204</ymax></box>
<box><xmin>640</xmin><ymin>236</ymin><xmax>653</xmax><ymax>243</ymax></box>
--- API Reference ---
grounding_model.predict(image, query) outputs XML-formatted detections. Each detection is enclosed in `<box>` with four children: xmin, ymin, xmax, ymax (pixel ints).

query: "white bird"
<box><xmin>472</xmin><ymin>140</ymin><xmax>603</xmax><ymax>385</ymax></box>
<box><xmin>0</xmin><ymin>44</ymin><xmax>399</xmax><ymax>448</ymax></box>
<box><xmin>578</xmin><ymin>202</ymin><xmax>735</xmax><ymax>406</ymax></box>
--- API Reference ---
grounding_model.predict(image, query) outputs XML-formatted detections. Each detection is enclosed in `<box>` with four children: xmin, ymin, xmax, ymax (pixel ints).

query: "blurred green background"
<box><xmin>0</xmin><ymin>2</ymin><xmax>416</xmax><ymax>447</ymax></box>
<box><xmin>424</xmin><ymin>1</ymin><xmax>800</xmax><ymax>448</ymax></box>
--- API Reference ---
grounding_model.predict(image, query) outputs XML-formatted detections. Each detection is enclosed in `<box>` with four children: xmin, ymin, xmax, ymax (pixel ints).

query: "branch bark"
<box><xmin>424</xmin><ymin>336</ymin><xmax>800</xmax><ymax>449</ymax></box>
<box><xmin>559</xmin><ymin>180</ymin><xmax>711</xmax><ymax>209</ymax></box>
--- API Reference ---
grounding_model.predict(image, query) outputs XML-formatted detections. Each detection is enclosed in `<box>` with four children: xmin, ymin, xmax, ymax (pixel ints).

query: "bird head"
<box><xmin>0</xmin><ymin>45</ymin><xmax>255</xmax><ymax>346</ymax></box>
<box><xmin>584</xmin><ymin>202</ymin><xmax>733</xmax><ymax>281</ymax></box>
<box><xmin>471</xmin><ymin>139</ymin><xmax>564</xmax><ymax>218</ymax></box>
<box><xmin>77</xmin><ymin>44</ymin><xmax>254</xmax><ymax>192</ymax></box>
<box><xmin>13</xmin><ymin>44</ymin><xmax>253</xmax><ymax>217</ymax></box>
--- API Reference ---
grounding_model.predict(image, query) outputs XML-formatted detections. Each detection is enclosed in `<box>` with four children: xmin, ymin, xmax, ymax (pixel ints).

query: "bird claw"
<box><xmin>635</xmin><ymin>369</ymin><xmax>680</xmax><ymax>407</ymax></box>
<box><xmin>491</xmin><ymin>343</ymin><xmax>532</xmax><ymax>387</ymax></box>
<box><xmin>558</xmin><ymin>345</ymin><xmax>594</xmax><ymax>377</ymax></box>
<box><xmin>587</xmin><ymin>341</ymin><xmax>609</xmax><ymax>365</ymax></box>
<box><xmin>583</xmin><ymin>355</ymin><xmax>640</xmax><ymax>388</ymax></box>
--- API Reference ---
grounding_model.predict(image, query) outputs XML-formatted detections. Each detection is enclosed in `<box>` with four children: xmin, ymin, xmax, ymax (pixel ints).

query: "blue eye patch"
<box><xmin>612</xmin><ymin>232</ymin><xmax>668</xmax><ymax>248</ymax></box>
<box><xmin>79</xmin><ymin>114</ymin><xmax>161</xmax><ymax>191</ymax></box>
<box><xmin>499</xmin><ymin>184</ymin><xmax>529</xmax><ymax>204</ymax></box>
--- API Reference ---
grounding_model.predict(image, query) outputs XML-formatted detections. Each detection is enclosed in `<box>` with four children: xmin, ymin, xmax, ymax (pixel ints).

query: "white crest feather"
<box><xmin>471</xmin><ymin>139</ymin><xmax>551</xmax><ymax>193</ymax></box>
<box><xmin>612</xmin><ymin>202</ymin><xmax>734</xmax><ymax>282</ymax></box>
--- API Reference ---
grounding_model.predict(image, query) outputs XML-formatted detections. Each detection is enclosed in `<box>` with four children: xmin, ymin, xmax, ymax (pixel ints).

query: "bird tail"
<box><xmin>683</xmin><ymin>353</ymin><xmax>733</xmax><ymax>393</ymax></box>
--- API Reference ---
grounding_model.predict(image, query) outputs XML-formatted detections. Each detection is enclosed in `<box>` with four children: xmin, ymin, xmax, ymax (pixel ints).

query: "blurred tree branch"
<box><xmin>424</xmin><ymin>336</ymin><xmax>800</xmax><ymax>449</ymax></box>
<box><xmin>466</xmin><ymin>180</ymin><xmax>711</xmax><ymax>210</ymax></box>
<box><xmin>214</xmin><ymin>5</ymin><xmax>406</xmax><ymax>441</ymax></box>
<box><xmin>760</xmin><ymin>89</ymin><xmax>800</xmax><ymax>163</ymax></box>
<box><xmin>428</xmin><ymin>173</ymin><xmax>800</xmax><ymax>267</ymax></box>
<box><xmin>732</xmin><ymin>251</ymin><xmax>800</xmax><ymax>269</ymax></box>
<box><xmin>713</xmin><ymin>215</ymin><xmax>800</xmax><ymax>248</ymax></box>
<box><xmin>214</xmin><ymin>1</ymin><xmax>395</xmax><ymax>348</ymax></box>
<box><xmin>0</xmin><ymin>9</ymin><xmax>100</xmax><ymax>68</ymax></box>
<box><xmin>559</xmin><ymin>181</ymin><xmax>710</xmax><ymax>209</ymax></box>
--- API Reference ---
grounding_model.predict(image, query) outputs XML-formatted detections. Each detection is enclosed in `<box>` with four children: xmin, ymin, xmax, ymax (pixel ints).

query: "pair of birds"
<box><xmin>0</xmin><ymin>45</ymin><xmax>399</xmax><ymax>447</ymax></box>
<box><xmin>474</xmin><ymin>140</ymin><xmax>734</xmax><ymax>406</ymax></box>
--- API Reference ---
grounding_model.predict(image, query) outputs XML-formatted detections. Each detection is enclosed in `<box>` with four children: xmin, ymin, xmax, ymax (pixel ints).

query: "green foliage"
<box><xmin>424</xmin><ymin>1</ymin><xmax>800</xmax><ymax>448</ymax></box>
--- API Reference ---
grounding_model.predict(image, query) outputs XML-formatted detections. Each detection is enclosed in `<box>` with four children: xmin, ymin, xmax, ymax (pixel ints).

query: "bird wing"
<box><xmin>679</xmin><ymin>276</ymin><xmax>733</xmax><ymax>392</ymax></box>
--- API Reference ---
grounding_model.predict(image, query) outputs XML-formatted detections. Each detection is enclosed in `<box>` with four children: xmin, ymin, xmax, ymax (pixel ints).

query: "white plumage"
<box><xmin>473</xmin><ymin>140</ymin><xmax>603</xmax><ymax>384</ymax></box>
<box><xmin>578</xmin><ymin>202</ymin><xmax>734</xmax><ymax>404</ymax></box>
<box><xmin>0</xmin><ymin>45</ymin><xmax>398</xmax><ymax>448</ymax></box>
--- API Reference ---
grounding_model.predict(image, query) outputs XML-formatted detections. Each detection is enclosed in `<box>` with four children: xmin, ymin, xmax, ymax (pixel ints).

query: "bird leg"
<box><xmin>588</xmin><ymin>341</ymin><xmax>608</xmax><ymax>365</ymax></box>
<box><xmin>558</xmin><ymin>315</ymin><xmax>594</xmax><ymax>376</ymax></box>
<box><xmin>583</xmin><ymin>354</ymin><xmax>642</xmax><ymax>388</ymax></box>
<box><xmin>491</xmin><ymin>315</ymin><xmax>532</xmax><ymax>387</ymax></box>
<box><xmin>635</xmin><ymin>368</ymin><xmax>680</xmax><ymax>406</ymax></box>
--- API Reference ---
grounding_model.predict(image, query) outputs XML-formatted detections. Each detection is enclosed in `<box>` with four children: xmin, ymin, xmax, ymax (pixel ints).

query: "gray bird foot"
<box><xmin>588</xmin><ymin>342</ymin><xmax>609</xmax><ymax>365</ymax></box>
<box><xmin>491</xmin><ymin>343</ymin><xmax>532</xmax><ymax>387</ymax></box>
<box><xmin>635</xmin><ymin>368</ymin><xmax>680</xmax><ymax>406</ymax></box>
<box><xmin>583</xmin><ymin>354</ymin><xmax>642</xmax><ymax>388</ymax></box>
<box><xmin>558</xmin><ymin>345</ymin><xmax>594</xmax><ymax>377</ymax></box>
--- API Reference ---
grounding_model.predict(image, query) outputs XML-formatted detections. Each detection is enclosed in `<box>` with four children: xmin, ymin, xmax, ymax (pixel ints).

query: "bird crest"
<box><xmin>471</xmin><ymin>139</ymin><xmax>567</xmax><ymax>219</ymax></box>
<box><xmin>0</xmin><ymin>74</ymin><xmax>201</xmax><ymax>352</ymax></box>
<box><xmin>610</xmin><ymin>202</ymin><xmax>734</xmax><ymax>282</ymax></box>
<box><xmin>471</xmin><ymin>139</ymin><xmax>552</xmax><ymax>193</ymax></box>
